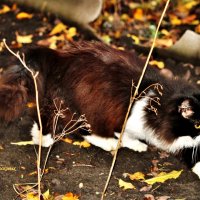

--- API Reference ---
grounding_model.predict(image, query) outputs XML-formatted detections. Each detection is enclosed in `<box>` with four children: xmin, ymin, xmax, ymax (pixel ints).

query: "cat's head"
<box><xmin>177</xmin><ymin>95</ymin><xmax>200</xmax><ymax>130</ymax></box>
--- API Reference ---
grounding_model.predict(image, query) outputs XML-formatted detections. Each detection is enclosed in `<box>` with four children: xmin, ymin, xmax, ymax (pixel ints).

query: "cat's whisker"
<box><xmin>195</xmin><ymin>145</ymin><xmax>199</xmax><ymax>164</ymax></box>
<box><xmin>192</xmin><ymin>146</ymin><xmax>196</xmax><ymax>163</ymax></box>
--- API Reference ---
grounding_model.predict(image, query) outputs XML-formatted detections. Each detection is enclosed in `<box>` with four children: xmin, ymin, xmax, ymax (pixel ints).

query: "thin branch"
<box><xmin>101</xmin><ymin>0</ymin><xmax>171</xmax><ymax>199</ymax></box>
<box><xmin>3</xmin><ymin>39</ymin><xmax>43</xmax><ymax>198</ymax></box>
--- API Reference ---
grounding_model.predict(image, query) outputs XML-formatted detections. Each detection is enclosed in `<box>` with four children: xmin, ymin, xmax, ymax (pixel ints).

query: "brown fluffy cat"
<box><xmin>1</xmin><ymin>41</ymin><xmax>200</xmax><ymax>177</ymax></box>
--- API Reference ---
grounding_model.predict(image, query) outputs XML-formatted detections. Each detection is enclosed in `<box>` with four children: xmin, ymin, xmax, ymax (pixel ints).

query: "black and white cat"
<box><xmin>1</xmin><ymin>41</ymin><xmax>200</xmax><ymax>178</ymax></box>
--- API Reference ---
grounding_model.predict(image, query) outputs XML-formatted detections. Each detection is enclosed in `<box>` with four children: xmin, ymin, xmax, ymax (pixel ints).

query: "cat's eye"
<box><xmin>194</xmin><ymin>124</ymin><xmax>200</xmax><ymax>129</ymax></box>
<box><xmin>194</xmin><ymin>120</ymin><xmax>200</xmax><ymax>129</ymax></box>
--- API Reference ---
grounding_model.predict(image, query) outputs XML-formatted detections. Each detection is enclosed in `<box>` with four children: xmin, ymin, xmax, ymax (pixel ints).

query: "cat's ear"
<box><xmin>178</xmin><ymin>99</ymin><xmax>194</xmax><ymax>119</ymax></box>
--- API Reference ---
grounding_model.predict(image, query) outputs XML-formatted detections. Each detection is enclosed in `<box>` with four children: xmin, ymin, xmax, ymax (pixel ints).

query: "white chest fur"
<box><xmin>124</xmin><ymin>96</ymin><xmax>200</xmax><ymax>153</ymax></box>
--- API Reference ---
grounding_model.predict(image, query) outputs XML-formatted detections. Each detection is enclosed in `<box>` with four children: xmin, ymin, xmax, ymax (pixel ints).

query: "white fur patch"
<box><xmin>84</xmin><ymin>135</ymin><xmax>118</xmax><ymax>151</ymax></box>
<box><xmin>83</xmin><ymin>95</ymin><xmax>200</xmax><ymax>154</ymax></box>
<box><xmin>121</xmin><ymin>96</ymin><xmax>158</xmax><ymax>151</ymax></box>
<box><xmin>121</xmin><ymin>96</ymin><xmax>200</xmax><ymax>153</ymax></box>
<box><xmin>30</xmin><ymin>122</ymin><xmax>54</xmax><ymax>147</ymax></box>
<box><xmin>192</xmin><ymin>162</ymin><xmax>200</xmax><ymax>179</ymax></box>
<box><xmin>169</xmin><ymin>136</ymin><xmax>195</xmax><ymax>153</ymax></box>
<box><xmin>114</xmin><ymin>132</ymin><xmax>147</xmax><ymax>152</ymax></box>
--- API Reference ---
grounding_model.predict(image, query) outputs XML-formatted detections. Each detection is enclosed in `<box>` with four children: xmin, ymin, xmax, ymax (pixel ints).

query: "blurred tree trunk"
<box><xmin>11</xmin><ymin>0</ymin><xmax>103</xmax><ymax>24</ymax></box>
<box><xmin>10</xmin><ymin>0</ymin><xmax>103</xmax><ymax>40</ymax></box>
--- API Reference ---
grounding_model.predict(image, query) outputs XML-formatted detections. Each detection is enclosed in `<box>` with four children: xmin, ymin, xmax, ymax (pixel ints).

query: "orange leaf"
<box><xmin>195</xmin><ymin>24</ymin><xmax>200</xmax><ymax>33</ymax></box>
<box><xmin>11</xmin><ymin>3</ymin><xmax>17</xmax><ymax>11</ymax></box>
<box><xmin>16</xmin><ymin>12</ymin><xmax>33</xmax><ymax>19</ymax></box>
<box><xmin>182</xmin><ymin>14</ymin><xmax>196</xmax><ymax>24</ymax></box>
<box><xmin>62</xmin><ymin>138</ymin><xmax>73</xmax><ymax>144</ymax></box>
<box><xmin>27</xmin><ymin>102</ymin><xmax>36</xmax><ymax>108</ymax></box>
<box><xmin>0</xmin><ymin>5</ymin><xmax>11</xmax><ymax>14</ymax></box>
<box><xmin>134</xmin><ymin>8</ymin><xmax>144</xmax><ymax>21</ymax></box>
<box><xmin>62</xmin><ymin>192</ymin><xmax>79</xmax><ymax>200</ymax></box>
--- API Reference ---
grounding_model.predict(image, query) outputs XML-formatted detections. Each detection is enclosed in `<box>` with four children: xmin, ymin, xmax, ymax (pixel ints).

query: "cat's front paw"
<box><xmin>41</xmin><ymin>134</ymin><xmax>54</xmax><ymax>147</ymax></box>
<box><xmin>115</xmin><ymin>132</ymin><xmax>148</xmax><ymax>152</ymax></box>
<box><xmin>132</xmin><ymin>142</ymin><xmax>148</xmax><ymax>152</ymax></box>
<box><xmin>192</xmin><ymin>162</ymin><xmax>200</xmax><ymax>179</ymax></box>
<box><xmin>122</xmin><ymin>139</ymin><xmax>148</xmax><ymax>152</ymax></box>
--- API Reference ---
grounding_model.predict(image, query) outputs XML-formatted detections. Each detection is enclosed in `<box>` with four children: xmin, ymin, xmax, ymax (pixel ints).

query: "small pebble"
<box><xmin>52</xmin><ymin>178</ymin><xmax>61</xmax><ymax>186</ymax></box>
<box><xmin>79</xmin><ymin>182</ymin><xmax>83</xmax><ymax>188</ymax></box>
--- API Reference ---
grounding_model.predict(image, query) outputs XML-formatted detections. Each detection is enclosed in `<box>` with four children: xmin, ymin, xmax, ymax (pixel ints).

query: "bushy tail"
<box><xmin>0</xmin><ymin>65</ymin><xmax>29</xmax><ymax>121</ymax></box>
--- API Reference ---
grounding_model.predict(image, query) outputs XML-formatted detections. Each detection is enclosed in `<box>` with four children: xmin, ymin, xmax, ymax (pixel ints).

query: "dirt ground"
<box><xmin>0</xmin><ymin>1</ymin><xmax>200</xmax><ymax>200</ymax></box>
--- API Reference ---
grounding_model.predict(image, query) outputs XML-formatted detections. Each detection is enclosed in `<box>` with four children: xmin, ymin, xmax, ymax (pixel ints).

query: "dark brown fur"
<box><xmin>1</xmin><ymin>41</ymin><xmax>200</xmax><ymax>169</ymax></box>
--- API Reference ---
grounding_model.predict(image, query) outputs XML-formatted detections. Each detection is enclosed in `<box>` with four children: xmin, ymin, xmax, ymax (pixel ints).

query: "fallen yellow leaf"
<box><xmin>120</xmin><ymin>13</ymin><xmax>130</xmax><ymax>21</ymax></box>
<box><xmin>101</xmin><ymin>35</ymin><xmax>112</xmax><ymax>44</ymax></box>
<box><xmin>16</xmin><ymin>12</ymin><xmax>33</xmax><ymax>19</ymax></box>
<box><xmin>144</xmin><ymin>170</ymin><xmax>183</xmax><ymax>185</ymax></box>
<box><xmin>184</xmin><ymin>1</ymin><xmax>198</xmax><ymax>10</ymax></box>
<box><xmin>62</xmin><ymin>138</ymin><xmax>73</xmax><ymax>144</ymax></box>
<box><xmin>28</xmin><ymin>171</ymin><xmax>37</xmax><ymax>176</ymax></box>
<box><xmin>154</xmin><ymin>38</ymin><xmax>173</xmax><ymax>47</ymax></box>
<box><xmin>149</xmin><ymin>60</ymin><xmax>165</xmax><ymax>69</ymax></box>
<box><xmin>11</xmin><ymin>141</ymin><xmax>34</xmax><ymax>146</ymax></box>
<box><xmin>49</xmin><ymin>22</ymin><xmax>67</xmax><ymax>36</ymax></box>
<box><xmin>161</xmin><ymin>29</ymin><xmax>170</xmax><ymax>36</ymax></box>
<box><xmin>16</xmin><ymin>32</ymin><xmax>33</xmax><ymax>44</ymax></box>
<box><xmin>24</xmin><ymin>189</ymin><xmax>51</xmax><ymax>200</ymax></box>
<box><xmin>37</xmin><ymin>35</ymin><xmax>65</xmax><ymax>49</ymax></box>
<box><xmin>66</xmin><ymin>27</ymin><xmax>77</xmax><ymax>39</ymax></box>
<box><xmin>43</xmin><ymin>189</ymin><xmax>50</xmax><ymax>200</ymax></box>
<box><xmin>169</xmin><ymin>14</ymin><xmax>182</xmax><ymax>26</ymax></box>
<box><xmin>62</xmin><ymin>192</ymin><xmax>79</xmax><ymax>200</ymax></box>
<box><xmin>73</xmin><ymin>140</ymin><xmax>91</xmax><ymax>148</ymax></box>
<box><xmin>127</xmin><ymin>34</ymin><xmax>140</xmax><ymax>44</ymax></box>
<box><xmin>26</xmin><ymin>192</ymin><xmax>39</xmax><ymax>200</ymax></box>
<box><xmin>0</xmin><ymin>5</ymin><xmax>11</xmax><ymax>14</ymax></box>
<box><xmin>128</xmin><ymin>172</ymin><xmax>145</xmax><ymax>181</ymax></box>
<box><xmin>118</xmin><ymin>179</ymin><xmax>136</xmax><ymax>190</ymax></box>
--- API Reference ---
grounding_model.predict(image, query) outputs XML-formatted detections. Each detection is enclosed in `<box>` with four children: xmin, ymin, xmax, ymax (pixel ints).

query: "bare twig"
<box><xmin>3</xmin><ymin>39</ymin><xmax>43</xmax><ymax>198</ymax></box>
<box><xmin>101</xmin><ymin>0</ymin><xmax>171</xmax><ymax>199</ymax></box>
<box><xmin>41</xmin><ymin>99</ymin><xmax>90</xmax><ymax>178</ymax></box>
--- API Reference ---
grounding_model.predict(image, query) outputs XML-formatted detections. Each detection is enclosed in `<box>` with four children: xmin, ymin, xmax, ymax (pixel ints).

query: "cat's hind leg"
<box><xmin>114</xmin><ymin>132</ymin><xmax>148</xmax><ymax>152</ymax></box>
<box><xmin>31</xmin><ymin>122</ymin><xmax>54</xmax><ymax>147</ymax></box>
